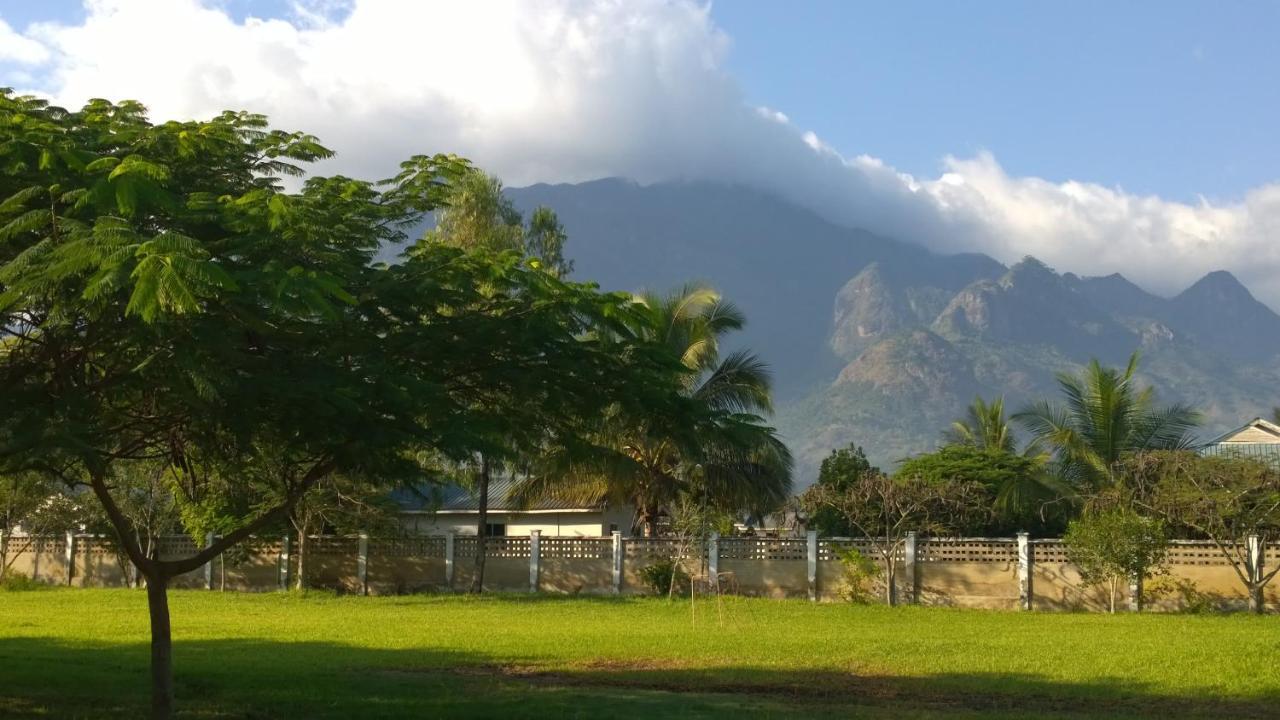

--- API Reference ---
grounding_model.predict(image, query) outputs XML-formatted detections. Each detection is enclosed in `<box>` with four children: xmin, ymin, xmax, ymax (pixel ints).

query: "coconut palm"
<box><xmin>517</xmin><ymin>283</ymin><xmax>793</xmax><ymax>536</ymax></box>
<box><xmin>944</xmin><ymin>396</ymin><xmax>1017</xmax><ymax>452</ymax></box>
<box><xmin>939</xmin><ymin>396</ymin><xmax>1069</xmax><ymax>529</ymax></box>
<box><xmin>1014</xmin><ymin>353</ymin><xmax>1200</xmax><ymax>490</ymax></box>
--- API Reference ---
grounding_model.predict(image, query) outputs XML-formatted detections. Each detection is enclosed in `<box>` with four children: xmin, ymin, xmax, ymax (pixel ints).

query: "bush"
<box><xmin>0</xmin><ymin>572</ymin><xmax>48</xmax><ymax>592</ymax></box>
<box><xmin>638</xmin><ymin>559</ymin><xmax>690</xmax><ymax>596</ymax></box>
<box><xmin>834</xmin><ymin>546</ymin><xmax>881</xmax><ymax>604</ymax></box>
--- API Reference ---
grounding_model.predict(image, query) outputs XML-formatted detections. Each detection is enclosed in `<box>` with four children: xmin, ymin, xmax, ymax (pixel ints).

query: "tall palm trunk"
<box><xmin>470</xmin><ymin>455</ymin><xmax>491</xmax><ymax>594</ymax></box>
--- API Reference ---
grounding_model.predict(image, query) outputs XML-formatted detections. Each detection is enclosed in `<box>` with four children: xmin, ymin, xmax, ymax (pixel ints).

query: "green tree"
<box><xmin>806</xmin><ymin>444</ymin><xmax>878</xmax><ymax>536</ymax></box>
<box><xmin>800</xmin><ymin>470</ymin><xmax>985</xmax><ymax>605</ymax></box>
<box><xmin>0</xmin><ymin>472</ymin><xmax>61</xmax><ymax>577</ymax></box>
<box><xmin>517</xmin><ymin>283</ymin><xmax>793</xmax><ymax>536</ymax></box>
<box><xmin>1063</xmin><ymin>506</ymin><xmax>1167</xmax><ymax>613</ymax></box>
<box><xmin>944</xmin><ymin>396</ymin><xmax>1017</xmax><ymax>452</ymax></box>
<box><xmin>895</xmin><ymin>445</ymin><xmax>1067</xmax><ymax>534</ymax></box>
<box><xmin>1127</xmin><ymin>451</ymin><xmax>1280</xmax><ymax>613</ymax></box>
<box><xmin>0</xmin><ymin>92</ymin><xmax>684</xmax><ymax>718</ymax></box>
<box><xmin>421</xmin><ymin>166</ymin><xmax>580</xmax><ymax>591</ymax></box>
<box><xmin>1015</xmin><ymin>353</ymin><xmax>1199</xmax><ymax>490</ymax></box>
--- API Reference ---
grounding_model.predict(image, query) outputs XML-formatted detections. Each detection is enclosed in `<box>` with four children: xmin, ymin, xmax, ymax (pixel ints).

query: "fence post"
<box><xmin>904</xmin><ymin>531</ymin><xmax>918</xmax><ymax>605</ymax></box>
<box><xmin>611</xmin><ymin>531</ymin><xmax>623</xmax><ymax>595</ymax></box>
<box><xmin>1017</xmin><ymin>532</ymin><xmax>1032</xmax><ymax>610</ymax></box>
<box><xmin>279</xmin><ymin>535</ymin><xmax>291</xmax><ymax>591</ymax></box>
<box><xmin>1246</xmin><ymin>534</ymin><xmax>1264</xmax><ymax>613</ymax></box>
<box><xmin>529</xmin><ymin>530</ymin><xmax>541</xmax><ymax>593</ymax></box>
<box><xmin>65</xmin><ymin>530</ymin><xmax>76</xmax><ymax>586</ymax></box>
<box><xmin>357</xmin><ymin>533</ymin><xmax>370</xmax><ymax>596</ymax></box>
<box><xmin>707</xmin><ymin>532</ymin><xmax>719</xmax><ymax>591</ymax></box>
<box><xmin>204</xmin><ymin>532</ymin><xmax>216</xmax><ymax>590</ymax></box>
<box><xmin>444</xmin><ymin>532</ymin><xmax>455</xmax><ymax>589</ymax></box>
<box><xmin>807</xmin><ymin>530</ymin><xmax>818</xmax><ymax>602</ymax></box>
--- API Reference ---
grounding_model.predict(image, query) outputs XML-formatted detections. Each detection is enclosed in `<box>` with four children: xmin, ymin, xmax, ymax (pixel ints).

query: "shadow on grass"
<box><xmin>0</xmin><ymin>636</ymin><xmax>1272</xmax><ymax>720</ymax></box>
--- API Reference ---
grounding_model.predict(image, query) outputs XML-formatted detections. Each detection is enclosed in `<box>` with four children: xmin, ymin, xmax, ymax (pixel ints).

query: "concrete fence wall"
<box><xmin>2</xmin><ymin>530</ymin><xmax>1275</xmax><ymax>611</ymax></box>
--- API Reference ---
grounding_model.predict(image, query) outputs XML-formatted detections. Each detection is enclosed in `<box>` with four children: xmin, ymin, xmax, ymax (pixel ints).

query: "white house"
<box><xmin>392</xmin><ymin>478</ymin><xmax>634</xmax><ymax>537</ymax></box>
<box><xmin>1199</xmin><ymin>417</ymin><xmax>1280</xmax><ymax>465</ymax></box>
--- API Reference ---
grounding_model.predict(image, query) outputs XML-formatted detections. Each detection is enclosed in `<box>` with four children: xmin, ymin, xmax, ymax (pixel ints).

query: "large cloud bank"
<box><xmin>5</xmin><ymin>0</ymin><xmax>1280</xmax><ymax>306</ymax></box>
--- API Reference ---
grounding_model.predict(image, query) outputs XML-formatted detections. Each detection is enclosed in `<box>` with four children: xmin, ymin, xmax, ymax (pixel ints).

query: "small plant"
<box><xmin>639</xmin><ymin>558</ymin><xmax>690</xmax><ymax>596</ymax></box>
<box><xmin>834</xmin><ymin>546</ymin><xmax>881</xmax><ymax>604</ymax></box>
<box><xmin>0</xmin><ymin>572</ymin><xmax>47</xmax><ymax>592</ymax></box>
<box><xmin>1063</xmin><ymin>507</ymin><xmax>1168</xmax><ymax>613</ymax></box>
<box><xmin>1147</xmin><ymin>576</ymin><xmax>1215</xmax><ymax>614</ymax></box>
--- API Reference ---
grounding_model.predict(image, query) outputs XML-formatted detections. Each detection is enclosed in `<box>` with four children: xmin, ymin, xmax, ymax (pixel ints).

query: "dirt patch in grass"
<box><xmin>428</xmin><ymin>661</ymin><xmax>1277</xmax><ymax>720</ymax></box>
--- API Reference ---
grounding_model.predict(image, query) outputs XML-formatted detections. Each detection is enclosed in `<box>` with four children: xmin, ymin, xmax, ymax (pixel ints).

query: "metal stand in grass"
<box><xmin>665</xmin><ymin>495</ymin><xmax>727</xmax><ymax>627</ymax></box>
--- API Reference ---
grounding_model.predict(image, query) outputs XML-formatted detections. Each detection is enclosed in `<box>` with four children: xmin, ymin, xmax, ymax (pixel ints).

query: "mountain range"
<box><xmin>505</xmin><ymin>179</ymin><xmax>1280</xmax><ymax>484</ymax></box>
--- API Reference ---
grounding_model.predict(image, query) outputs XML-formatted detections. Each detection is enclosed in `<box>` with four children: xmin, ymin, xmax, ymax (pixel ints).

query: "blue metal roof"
<box><xmin>390</xmin><ymin>477</ymin><xmax>604</xmax><ymax>513</ymax></box>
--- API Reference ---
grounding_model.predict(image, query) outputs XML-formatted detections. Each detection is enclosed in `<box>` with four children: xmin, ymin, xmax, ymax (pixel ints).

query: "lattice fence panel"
<box><xmin>1165</xmin><ymin>541</ymin><xmax>1235</xmax><ymax>566</ymax></box>
<box><xmin>453</xmin><ymin>536</ymin><xmax>480</xmax><ymax>559</ymax></box>
<box><xmin>484</xmin><ymin>536</ymin><xmax>530</xmax><ymax>559</ymax></box>
<box><xmin>81</xmin><ymin>537</ymin><xmax>118</xmax><ymax>556</ymax></box>
<box><xmin>540</xmin><ymin>537</ymin><xmax>611</xmax><ymax>560</ymax></box>
<box><xmin>818</xmin><ymin>538</ymin><xmax>890</xmax><ymax>562</ymax></box>
<box><xmin>719</xmin><ymin>538</ymin><xmax>807</xmax><ymax>561</ymax></box>
<box><xmin>624</xmin><ymin>538</ymin><xmax>691</xmax><ymax>561</ymax></box>
<box><xmin>370</xmin><ymin>537</ymin><xmax>446</xmax><ymax>558</ymax></box>
<box><xmin>1031</xmin><ymin>540</ymin><xmax>1069</xmax><ymax>564</ymax></box>
<box><xmin>919</xmin><ymin>539</ymin><xmax>1017</xmax><ymax>564</ymax></box>
<box><xmin>310</xmin><ymin>536</ymin><xmax>359</xmax><ymax>556</ymax></box>
<box><xmin>156</xmin><ymin>536</ymin><xmax>199</xmax><ymax>558</ymax></box>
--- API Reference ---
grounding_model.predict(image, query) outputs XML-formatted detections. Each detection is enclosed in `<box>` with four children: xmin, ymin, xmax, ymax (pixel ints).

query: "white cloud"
<box><xmin>5</xmin><ymin>0</ymin><xmax>1280</xmax><ymax>307</ymax></box>
<box><xmin>0</xmin><ymin>18</ymin><xmax>50</xmax><ymax>64</ymax></box>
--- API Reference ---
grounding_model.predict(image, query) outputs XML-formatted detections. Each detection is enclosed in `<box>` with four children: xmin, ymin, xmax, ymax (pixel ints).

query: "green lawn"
<box><xmin>0</xmin><ymin>589</ymin><xmax>1276</xmax><ymax>719</ymax></box>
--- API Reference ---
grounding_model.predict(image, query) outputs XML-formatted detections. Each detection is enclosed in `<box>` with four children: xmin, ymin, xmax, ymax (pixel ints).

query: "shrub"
<box><xmin>834</xmin><ymin>546</ymin><xmax>881</xmax><ymax>604</ymax></box>
<box><xmin>0</xmin><ymin>572</ymin><xmax>48</xmax><ymax>592</ymax></box>
<box><xmin>638</xmin><ymin>559</ymin><xmax>690</xmax><ymax>596</ymax></box>
<box><xmin>1063</xmin><ymin>507</ymin><xmax>1167</xmax><ymax>613</ymax></box>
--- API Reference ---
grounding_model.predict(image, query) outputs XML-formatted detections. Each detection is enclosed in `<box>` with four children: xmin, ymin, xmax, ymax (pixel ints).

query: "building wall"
<box><xmin>400</xmin><ymin>506</ymin><xmax>634</xmax><ymax>537</ymax></box>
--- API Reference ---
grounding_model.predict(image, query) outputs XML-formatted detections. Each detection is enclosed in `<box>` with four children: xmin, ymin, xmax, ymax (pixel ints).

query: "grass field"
<box><xmin>1</xmin><ymin>589</ymin><xmax>1277</xmax><ymax>719</ymax></box>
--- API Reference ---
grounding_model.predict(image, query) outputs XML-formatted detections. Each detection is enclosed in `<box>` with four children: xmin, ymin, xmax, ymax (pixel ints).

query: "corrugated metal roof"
<box><xmin>390</xmin><ymin>477</ymin><xmax>604</xmax><ymax>513</ymax></box>
<box><xmin>1198</xmin><ymin>442</ymin><xmax>1280</xmax><ymax>467</ymax></box>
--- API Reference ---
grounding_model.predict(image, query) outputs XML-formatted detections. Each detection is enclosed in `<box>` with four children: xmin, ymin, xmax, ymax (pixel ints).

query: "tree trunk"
<box><xmin>1248</xmin><ymin>582</ymin><xmax>1264</xmax><ymax>614</ymax></box>
<box><xmin>640</xmin><ymin>504</ymin><xmax>660</xmax><ymax>538</ymax></box>
<box><xmin>145</xmin><ymin>573</ymin><xmax>174</xmax><ymax>720</ymax></box>
<box><xmin>294</xmin><ymin>523</ymin><xmax>309</xmax><ymax>591</ymax></box>
<box><xmin>470</xmin><ymin>455</ymin><xmax>491</xmax><ymax>594</ymax></box>
<box><xmin>883</xmin><ymin>555</ymin><xmax>897</xmax><ymax>607</ymax></box>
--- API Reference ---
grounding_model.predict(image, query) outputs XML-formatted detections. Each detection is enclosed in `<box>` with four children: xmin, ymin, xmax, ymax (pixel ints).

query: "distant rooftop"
<box><xmin>390</xmin><ymin>477</ymin><xmax>605</xmax><ymax>513</ymax></box>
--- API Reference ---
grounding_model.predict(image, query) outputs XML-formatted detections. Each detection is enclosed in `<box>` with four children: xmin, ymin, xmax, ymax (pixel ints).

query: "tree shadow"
<box><xmin>0</xmin><ymin>636</ymin><xmax>1272</xmax><ymax>719</ymax></box>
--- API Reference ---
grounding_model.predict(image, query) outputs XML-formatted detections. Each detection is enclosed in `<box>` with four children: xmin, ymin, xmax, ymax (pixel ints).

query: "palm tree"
<box><xmin>1014</xmin><ymin>353</ymin><xmax>1199</xmax><ymax>490</ymax></box>
<box><xmin>517</xmin><ymin>283</ymin><xmax>793</xmax><ymax>536</ymax></box>
<box><xmin>940</xmin><ymin>396</ymin><xmax>1067</xmax><ymax>528</ymax></box>
<box><xmin>944</xmin><ymin>396</ymin><xmax>1017</xmax><ymax>452</ymax></box>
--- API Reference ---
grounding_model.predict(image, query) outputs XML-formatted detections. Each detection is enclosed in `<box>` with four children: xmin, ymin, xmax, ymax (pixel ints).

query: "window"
<box><xmin>485</xmin><ymin>522</ymin><xmax>506</xmax><ymax>537</ymax></box>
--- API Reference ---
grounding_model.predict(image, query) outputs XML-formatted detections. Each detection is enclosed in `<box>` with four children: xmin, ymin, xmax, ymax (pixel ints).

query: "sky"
<box><xmin>2</xmin><ymin>0</ymin><xmax>1279</xmax><ymax>307</ymax></box>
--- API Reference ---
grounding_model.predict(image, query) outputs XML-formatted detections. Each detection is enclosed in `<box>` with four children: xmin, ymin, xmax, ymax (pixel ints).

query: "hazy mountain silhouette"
<box><xmin>506</xmin><ymin>179</ymin><xmax>1280</xmax><ymax>482</ymax></box>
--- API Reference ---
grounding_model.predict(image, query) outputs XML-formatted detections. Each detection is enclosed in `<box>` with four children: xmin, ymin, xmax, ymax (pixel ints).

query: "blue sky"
<box><xmin>714</xmin><ymin>1</ymin><xmax>1279</xmax><ymax>203</ymax></box>
<box><xmin>2</xmin><ymin>1</ymin><xmax>1279</xmax><ymax>302</ymax></box>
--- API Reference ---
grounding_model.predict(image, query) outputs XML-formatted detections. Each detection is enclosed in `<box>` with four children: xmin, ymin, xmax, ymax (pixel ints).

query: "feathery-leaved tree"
<box><xmin>517</xmin><ymin>283</ymin><xmax>793</xmax><ymax>536</ymax></box>
<box><xmin>1014</xmin><ymin>353</ymin><xmax>1199</xmax><ymax>491</ymax></box>
<box><xmin>0</xmin><ymin>92</ymin><xmax>685</xmax><ymax>718</ymax></box>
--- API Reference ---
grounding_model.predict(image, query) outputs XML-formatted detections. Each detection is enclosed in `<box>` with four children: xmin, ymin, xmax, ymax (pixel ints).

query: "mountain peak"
<box><xmin>1179</xmin><ymin>270</ymin><xmax>1251</xmax><ymax>300</ymax></box>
